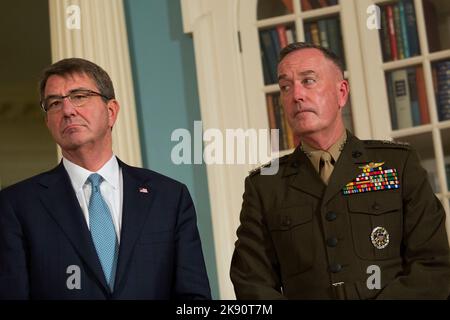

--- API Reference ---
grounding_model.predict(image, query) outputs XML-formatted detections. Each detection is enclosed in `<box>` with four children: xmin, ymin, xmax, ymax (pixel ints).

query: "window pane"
<box><xmin>385</xmin><ymin>65</ymin><xmax>430</xmax><ymax>130</ymax></box>
<box><xmin>423</xmin><ymin>0</ymin><xmax>450</xmax><ymax>52</ymax></box>
<box><xmin>432</xmin><ymin>59</ymin><xmax>450</xmax><ymax>122</ymax></box>
<box><xmin>378</xmin><ymin>0</ymin><xmax>420</xmax><ymax>62</ymax></box>
<box><xmin>304</xmin><ymin>16</ymin><xmax>346</xmax><ymax>69</ymax></box>
<box><xmin>397</xmin><ymin>131</ymin><xmax>440</xmax><ymax>193</ymax></box>
<box><xmin>300</xmin><ymin>0</ymin><xmax>339</xmax><ymax>12</ymax></box>
<box><xmin>258</xmin><ymin>0</ymin><xmax>294</xmax><ymax>20</ymax></box>
<box><xmin>266</xmin><ymin>93</ymin><xmax>298</xmax><ymax>151</ymax></box>
<box><xmin>260</xmin><ymin>24</ymin><xmax>297</xmax><ymax>85</ymax></box>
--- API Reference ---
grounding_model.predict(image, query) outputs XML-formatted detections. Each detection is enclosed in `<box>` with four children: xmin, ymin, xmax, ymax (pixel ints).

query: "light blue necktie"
<box><xmin>87</xmin><ymin>173</ymin><xmax>119</xmax><ymax>291</ymax></box>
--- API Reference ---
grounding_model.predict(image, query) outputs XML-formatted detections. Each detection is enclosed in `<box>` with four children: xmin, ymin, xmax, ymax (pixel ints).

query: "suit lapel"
<box><xmin>285</xmin><ymin>147</ymin><xmax>325</xmax><ymax>199</ymax></box>
<box><xmin>113</xmin><ymin>161</ymin><xmax>155</xmax><ymax>293</ymax></box>
<box><xmin>322</xmin><ymin>132</ymin><xmax>369</xmax><ymax>205</ymax></box>
<box><xmin>38</xmin><ymin>163</ymin><xmax>110</xmax><ymax>294</ymax></box>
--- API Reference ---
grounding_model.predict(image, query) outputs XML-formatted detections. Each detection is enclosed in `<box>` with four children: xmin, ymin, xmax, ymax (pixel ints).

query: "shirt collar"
<box><xmin>63</xmin><ymin>155</ymin><xmax>120</xmax><ymax>190</ymax></box>
<box><xmin>300</xmin><ymin>131</ymin><xmax>347</xmax><ymax>172</ymax></box>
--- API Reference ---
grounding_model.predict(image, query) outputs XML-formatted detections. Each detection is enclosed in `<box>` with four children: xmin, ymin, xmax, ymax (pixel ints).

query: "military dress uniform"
<box><xmin>230</xmin><ymin>131</ymin><xmax>450</xmax><ymax>299</ymax></box>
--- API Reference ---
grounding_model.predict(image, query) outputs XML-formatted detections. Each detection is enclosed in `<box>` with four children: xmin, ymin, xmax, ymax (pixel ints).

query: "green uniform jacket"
<box><xmin>230</xmin><ymin>132</ymin><xmax>450</xmax><ymax>299</ymax></box>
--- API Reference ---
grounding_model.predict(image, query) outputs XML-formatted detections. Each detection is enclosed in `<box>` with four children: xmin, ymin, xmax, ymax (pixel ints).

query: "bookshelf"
<box><xmin>239</xmin><ymin>0</ymin><xmax>371</xmax><ymax>159</ymax></box>
<box><xmin>357</xmin><ymin>0</ymin><xmax>450</xmax><ymax>216</ymax></box>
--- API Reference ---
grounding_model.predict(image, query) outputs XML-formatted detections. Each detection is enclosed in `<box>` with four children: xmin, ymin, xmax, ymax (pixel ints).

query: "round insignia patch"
<box><xmin>370</xmin><ymin>226</ymin><xmax>390</xmax><ymax>249</ymax></box>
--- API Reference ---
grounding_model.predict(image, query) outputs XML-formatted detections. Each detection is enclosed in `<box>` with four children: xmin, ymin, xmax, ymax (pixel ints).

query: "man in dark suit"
<box><xmin>0</xmin><ymin>58</ymin><xmax>211</xmax><ymax>299</ymax></box>
<box><xmin>230</xmin><ymin>42</ymin><xmax>450</xmax><ymax>299</ymax></box>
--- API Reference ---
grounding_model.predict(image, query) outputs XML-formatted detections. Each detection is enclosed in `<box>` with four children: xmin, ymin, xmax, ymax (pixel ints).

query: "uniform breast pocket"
<box><xmin>348</xmin><ymin>192</ymin><xmax>403</xmax><ymax>260</ymax></box>
<box><xmin>267</xmin><ymin>204</ymin><xmax>314</xmax><ymax>277</ymax></box>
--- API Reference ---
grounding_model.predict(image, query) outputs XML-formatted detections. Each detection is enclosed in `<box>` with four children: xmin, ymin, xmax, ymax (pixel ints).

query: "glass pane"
<box><xmin>300</xmin><ymin>0</ymin><xmax>338</xmax><ymax>12</ymax></box>
<box><xmin>260</xmin><ymin>24</ymin><xmax>297</xmax><ymax>85</ymax></box>
<box><xmin>397</xmin><ymin>131</ymin><xmax>440</xmax><ymax>193</ymax></box>
<box><xmin>266</xmin><ymin>93</ymin><xmax>298</xmax><ymax>151</ymax></box>
<box><xmin>423</xmin><ymin>0</ymin><xmax>450</xmax><ymax>52</ymax></box>
<box><xmin>303</xmin><ymin>15</ymin><xmax>346</xmax><ymax>68</ymax></box>
<box><xmin>385</xmin><ymin>65</ymin><xmax>430</xmax><ymax>130</ymax></box>
<box><xmin>378</xmin><ymin>0</ymin><xmax>420</xmax><ymax>62</ymax></box>
<box><xmin>441</xmin><ymin>127</ymin><xmax>450</xmax><ymax>191</ymax></box>
<box><xmin>258</xmin><ymin>0</ymin><xmax>294</xmax><ymax>20</ymax></box>
<box><xmin>431</xmin><ymin>59</ymin><xmax>450</xmax><ymax>122</ymax></box>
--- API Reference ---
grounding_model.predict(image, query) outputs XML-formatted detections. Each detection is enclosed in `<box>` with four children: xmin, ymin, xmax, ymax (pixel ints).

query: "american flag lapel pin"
<box><xmin>139</xmin><ymin>187</ymin><xmax>149</xmax><ymax>194</ymax></box>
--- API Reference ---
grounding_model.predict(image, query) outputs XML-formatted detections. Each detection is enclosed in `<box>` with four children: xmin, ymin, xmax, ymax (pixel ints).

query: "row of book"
<box><xmin>266</xmin><ymin>94</ymin><xmax>299</xmax><ymax>151</ymax></box>
<box><xmin>433</xmin><ymin>60</ymin><xmax>450</xmax><ymax>122</ymax></box>
<box><xmin>301</xmin><ymin>0</ymin><xmax>338</xmax><ymax>11</ymax></box>
<box><xmin>379</xmin><ymin>0</ymin><xmax>420</xmax><ymax>62</ymax></box>
<box><xmin>387</xmin><ymin>66</ymin><xmax>430</xmax><ymax>130</ymax></box>
<box><xmin>260</xmin><ymin>25</ymin><xmax>297</xmax><ymax>85</ymax></box>
<box><xmin>304</xmin><ymin>16</ymin><xmax>345</xmax><ymax>68</ymax></box>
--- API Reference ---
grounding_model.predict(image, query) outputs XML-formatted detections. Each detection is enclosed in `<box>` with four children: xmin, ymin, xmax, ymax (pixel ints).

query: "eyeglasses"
<box><xmin>41</xmin><ymin>89</ymin><xmax>110</xmax><ymax>113</ymax></box>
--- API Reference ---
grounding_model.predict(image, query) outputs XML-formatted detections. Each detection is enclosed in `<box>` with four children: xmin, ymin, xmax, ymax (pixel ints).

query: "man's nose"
<box><xmin>61</xmin><ymin>97</ymin><xmax>77</xmax><ymax>116</ymax></box>
<box><xmin>293</xmin><ymin>81</ymin><xmax>304</xmax><ymax>101</ymax></box>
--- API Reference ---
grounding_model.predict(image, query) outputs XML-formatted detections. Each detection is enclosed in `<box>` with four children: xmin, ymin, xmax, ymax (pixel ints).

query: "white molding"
<box><xmin>48</xmin><ymin>0</ymin><xmax>142</xmax><ymax>166</ymax></box>
<box><xmin>182</xmin><ymin>0</ymin><xmax>255</xmax><ymax>299</ymax></box>
<box><xmin>181</xmin><ymin>0</ymin><xmax>206</xmax><ymax>34</ymax></box>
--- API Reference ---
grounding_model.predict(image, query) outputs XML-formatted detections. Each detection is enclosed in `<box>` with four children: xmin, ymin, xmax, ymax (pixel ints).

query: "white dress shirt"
<box><xmin>63</xmin><ymin>155</ymin><xmax>123</xmax><ymax>242</ymax></box>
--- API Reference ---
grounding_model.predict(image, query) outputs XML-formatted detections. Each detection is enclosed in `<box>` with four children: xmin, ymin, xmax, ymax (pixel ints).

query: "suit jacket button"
<box><xmin>326</xmin><ymin>211</ymin><xmax>337</xmax><ymax>221</ymax></box>
<box><xmin>329</xmin><ymin>264</ymin><xmax>342</xmax><ymax>273</ymax></box>
<box><xmin>327</xmin><ymin>237</ymin><xmax>338</xmax><ymax>247</ymax></box>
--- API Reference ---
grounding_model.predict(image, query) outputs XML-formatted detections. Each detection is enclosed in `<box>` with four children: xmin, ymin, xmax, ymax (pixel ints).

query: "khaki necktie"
<box><xmin>319</xmin><ymin>151</ymin><xmax>334</xmax><ymax>185</ymax></box>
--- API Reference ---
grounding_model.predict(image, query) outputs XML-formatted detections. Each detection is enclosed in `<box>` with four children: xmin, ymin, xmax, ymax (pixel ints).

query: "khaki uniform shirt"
<box><xmin>230</xmin><ymin>131</ymin><xmax>450</xmax><ymax>299</ymax></box>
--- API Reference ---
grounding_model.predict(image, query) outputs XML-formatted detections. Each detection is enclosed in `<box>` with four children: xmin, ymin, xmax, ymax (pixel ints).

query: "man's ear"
<box><xmin>107</xmin><ymin>99</ymin><xmax>120</xmax><ymax>128</ymax></box>
<box><xmin>337</xmin><ymin>79</ymin><xmax>350</xmax><ymax>108</ymax></box>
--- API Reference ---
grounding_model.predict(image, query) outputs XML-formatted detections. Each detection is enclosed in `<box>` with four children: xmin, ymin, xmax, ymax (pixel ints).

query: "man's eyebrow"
<box><xmin>44</xmin><ymin>87</ymin><xmax>92</xmax><ymax>99</ymax></box>
<box><xmin>68</xmin><ymin>87</ymin><xmax>92</xmax><ymax>92</ymax></box>
<box><xmin>299</xmin><ymin>70</ymin><xmax>316</xmax><ymax>76</ymax></box>
<box><xmin>278</xmin><ymin>70</ymin><xmax>317</xmax><ymax>81</ymax></box>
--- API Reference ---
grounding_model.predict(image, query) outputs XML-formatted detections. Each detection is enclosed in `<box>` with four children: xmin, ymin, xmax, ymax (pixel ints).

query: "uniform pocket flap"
<box><xmin>348</xmin><ymin>193</ymin><xmax>401</xmax><ymax>215</ymax></box>
<box><xmin>268</xmin><ymin>204</ymin><xmax>313</xmax><ymax>231</ymax></box>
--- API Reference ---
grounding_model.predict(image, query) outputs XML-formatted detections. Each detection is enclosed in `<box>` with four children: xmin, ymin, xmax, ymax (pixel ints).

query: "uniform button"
<box><xmin>327</xmin><ymin>237</ymin><xmax>338</xmax><ymax>247</ymax></box>
<box><xmin>372</xmin><ymin>202</ymin><xmax>381</xmax><ymax>210</ymax></box>
<box><xmin>281</xmin><ymin>216</ymin><xmax>291</xmax><ymax>227</ymax></box>
<box><xmin>329</xmin><ymin>264</ymin><xmax>342</xmax><ymax>273</ymax></box>
<box><xmin>326</xmin><ymin>211</ymin><xmax>337</xmax><ymax>221</ymax></box>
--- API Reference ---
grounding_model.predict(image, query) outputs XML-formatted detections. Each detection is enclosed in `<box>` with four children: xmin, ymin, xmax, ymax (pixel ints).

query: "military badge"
<box><xmin>342</xmin><ymin>162</ymin><xmax>399</xmax><ymax>195</ymax></box>
<box><xmin>370</xmin><ymin>226</ymin><xmax>390</xmax><ymax>249</ymax></box>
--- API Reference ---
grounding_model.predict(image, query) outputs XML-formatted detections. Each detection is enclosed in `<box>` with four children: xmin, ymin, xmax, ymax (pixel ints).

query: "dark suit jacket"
<box><xmin>231</xmin><ymin>132</ymin><xmax>450</xmax><ymax>299</ymax></box>
<box><xmin>0</xmin><ymin>159</ymin><xmax>211</xmax><ymax>299</ymax></box>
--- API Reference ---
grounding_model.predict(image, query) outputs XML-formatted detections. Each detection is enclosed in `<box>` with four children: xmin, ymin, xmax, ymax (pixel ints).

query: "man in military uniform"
<box><xmin>230</xmin><ymin>42</ymin><xmax>450</xmax><ymax>299</ymax></box>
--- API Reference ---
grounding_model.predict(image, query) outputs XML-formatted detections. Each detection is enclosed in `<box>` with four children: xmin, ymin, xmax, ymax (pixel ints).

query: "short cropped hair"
<box><xmin>278</xmin><ymin>42</ymin><xmax>345</xmax><ymax>77</ymax></box>
<box><xmin>39</xmin><ymin>58</ymin><xmax>115</xmax><ymax>103</ymax></box>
